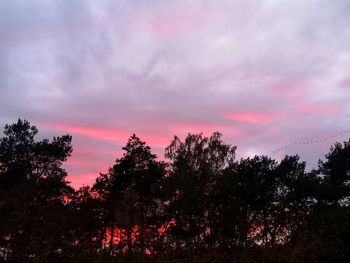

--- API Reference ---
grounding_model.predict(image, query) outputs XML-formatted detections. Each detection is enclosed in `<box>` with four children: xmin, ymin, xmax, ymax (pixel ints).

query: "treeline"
<box><xmin>0</xmin><ymin>119</ymin><xmax>350</xmax><ymax>263</ymax></box>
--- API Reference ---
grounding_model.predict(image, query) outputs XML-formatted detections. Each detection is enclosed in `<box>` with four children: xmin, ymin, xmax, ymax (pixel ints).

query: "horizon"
<box><xmin>65</xmin><ymin>129</ymin><xmax>350</xmax><ymax>188</ymax></box>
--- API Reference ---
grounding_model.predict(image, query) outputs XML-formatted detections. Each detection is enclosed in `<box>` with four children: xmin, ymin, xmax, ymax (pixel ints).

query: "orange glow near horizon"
<box><xmin>104</xmin><ymin>220</ymin><xmax>176</xmax><ymax>255</ymax></box>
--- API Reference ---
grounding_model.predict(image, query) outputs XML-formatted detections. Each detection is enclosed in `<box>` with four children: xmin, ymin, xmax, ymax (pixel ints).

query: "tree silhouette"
<box><xmin>314</xmin><ymin>140</ymin><xmax>350</xmax><ymax>205</ymax></box>
<box><xmin>0</xmin><ymin>119</ymin><xmax>74</xmax><ymax>261</ymax></box>
<box><xmin>1</xmin><ymin>119</ymin><xmax>350</xmax><ymax>262</ymax></box>
<box><xmin>93</xmin><ymin>134</ymin><xmax>166</xmax><ymax>257</ymax></box>
<box><xmin>164</xmin><ymin>132</ymin><xmax>236</xmax><ymax>250</ymax></box>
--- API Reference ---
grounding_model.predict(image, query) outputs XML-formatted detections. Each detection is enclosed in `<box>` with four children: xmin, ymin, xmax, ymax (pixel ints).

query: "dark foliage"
<box><xmin>0</xmin><ymin>119</ymin><xmax>349</xmax><ymax>262</ymax></box>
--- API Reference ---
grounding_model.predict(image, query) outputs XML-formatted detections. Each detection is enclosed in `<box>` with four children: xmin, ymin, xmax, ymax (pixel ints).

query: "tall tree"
<box><xmin>234</xmin><ymin>155</ymin><xmax>279</xmax><ymax>246</ymax></box>
<box><xmin>0</xmin><ymin>119</ymin><xmax>74</xmax><ymax>261</ymax></box>
<box><xmin>164</xmin><ymin>132</ymin><xmax>236</xmax><ymax>250</ymax></box>
<box><xmin>93</xmin><ymin>134</ymin><xmax>166</xmax><ymax>256</ymax></box>
<box><xmin>257</xmin><ymin>155</ymin><xmax>314</xmax><ymax>245</ymax></box>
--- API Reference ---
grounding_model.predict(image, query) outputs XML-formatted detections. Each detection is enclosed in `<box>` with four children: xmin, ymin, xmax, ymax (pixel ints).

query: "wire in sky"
<box><xmin>272</xmin><ymin>130</ymin><xmax>350</xmax><ymax>154</ymax></box>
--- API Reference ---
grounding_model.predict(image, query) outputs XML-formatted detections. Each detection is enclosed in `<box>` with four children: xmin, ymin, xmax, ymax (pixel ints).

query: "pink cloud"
<box><xmin>46</xmin><ymin>124</ymin><xmax>130</xmax><ymax>142</ymax></box>
<box><xmin>296</xmin><ymin>101</ymin><xmax>342</xmax><ymax>115</ymax></box>
<box><xmin>46</xmin><ymin>123</ymin><xmax>171</xmax><ymax>147</ymax></box>
<box><xmin>169</xmin><ymin>121</ymin><xmax>226</xmax><ymax>133</ymax></box>
<box><xmin>67</xmin><ymin>173</ymin><xmax>98</xmax><ymax>189</ymax></box>
<box><xmin>224</xmin><ymin>111</ymin><xmax>283</xmax><ymax>125</ymax></box>
<box><xmin>139</xmin><ymin>134</ymin><xmax>171</xmax><ymax>147</ymax></box>
<box><xmin>124</xmin><ymin>7</ymin><xmax>222</xmax><ymax>39</ymax></box>
<box><xmin>66</xmin><ymin>150</ymin><xmax>118</xmax><ymax>167</ymax></box>
<box><xmin>73</xmin><ymin>147</ymin><xmax>122</xmax><ymax>155</ymax></box>
<box><xmin>168</xmin><ymin>121</ymin><xmax>246</xmax><ymax>140</ymax></box>
<box><xmin>149</xmin><ymin>15</ymin><xmax>206</xmax><ymax>38</ymax></box>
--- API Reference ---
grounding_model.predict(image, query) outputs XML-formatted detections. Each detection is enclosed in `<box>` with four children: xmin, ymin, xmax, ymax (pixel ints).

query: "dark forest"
<box><xmin>1</xmin><ymin>119</ymin><xmax>349</xmax><ymax>262</ymax></box>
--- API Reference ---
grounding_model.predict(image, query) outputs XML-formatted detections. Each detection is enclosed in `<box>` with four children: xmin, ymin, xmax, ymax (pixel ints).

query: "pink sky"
<box><xmin>1</xmin><ymin>0</ymin><xmax>350</xmax><ymax>188</ymax></box>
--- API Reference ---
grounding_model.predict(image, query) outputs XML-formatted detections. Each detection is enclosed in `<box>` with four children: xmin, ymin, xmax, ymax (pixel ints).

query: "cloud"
<box><xmin>1</xmin><ymin>0</ymin><xmax>350</xmax><ymax>187</ymax></box>
<box><xmin>296</xmin><ymin>101</ymin><xmax>343</xmax><ymax>116</ymax></box>
<box><xmin>67</xmin><ymin>173</ymin><xmax>100</xmax><ymax>189</ymax></box>
<box><xmin>47</xmin><ymin>124</ymin><xmax>130</xmax><ymax>143</ymax></box>
<box><xmin>224</xmin><ymin>111</ymin><xmax>283</xmax><ymax>125</ymax></box>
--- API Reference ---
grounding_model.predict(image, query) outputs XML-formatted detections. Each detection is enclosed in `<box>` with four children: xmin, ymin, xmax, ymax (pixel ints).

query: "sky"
<box><xmin>1</xmin><ymin>0</ymin><xmax>350</xmax><ymax>188</ymax></box>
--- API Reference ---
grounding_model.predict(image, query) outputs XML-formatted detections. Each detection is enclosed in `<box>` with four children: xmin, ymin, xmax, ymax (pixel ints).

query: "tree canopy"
<box><xmin>0</xmin><ymin>119</ymin><xmax>349</xmax><ymax>262</ymax></box>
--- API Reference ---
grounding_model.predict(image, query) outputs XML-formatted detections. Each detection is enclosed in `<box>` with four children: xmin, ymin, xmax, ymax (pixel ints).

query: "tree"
<box><xmin>164</xmin><ymin>132</ymin><xmax>237</xmax><ymax>250</ymax></box>
<box><xmin>315</xmin><ymin>140</ymin><xmax>350</xmax><ymax>205</ymax></box>
<box><xmin>288</xmin><ymin>206</ymin><xmax>350</xmax><ymax>263</ymax></box>
<box><xmin>234</xmin><ymin>155</ymin><xmax>279</xmax><ymax>246</ymax></box>
<box><xmin>213</xmin><ymin>155</ymin><xmax>314</xmax><ymax>248</ymax></box>
<box><xmin>93</xmin><ymin>134</ymin><xmax>166</xmax><ymax>256</ymax></box>
<box><xmin>258</xmin><ymin>155</ymin><xmax>314</xmax><ymax>245</ymax></box>
<box><xmin>286</xmin><ymin>141</ymin><xmax>350</xmax><ymax>262</ymax></box>
<box><xmin>0</xmin><ymin>119</ymin><xmax>74</xmax><ymax>261</ymax></box>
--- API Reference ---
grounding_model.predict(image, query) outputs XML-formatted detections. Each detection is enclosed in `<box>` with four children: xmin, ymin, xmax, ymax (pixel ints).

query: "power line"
<box><xmin>272</xmin><ymin>130</ymin><xmax>350</xmax><ymax>154</ymax></box>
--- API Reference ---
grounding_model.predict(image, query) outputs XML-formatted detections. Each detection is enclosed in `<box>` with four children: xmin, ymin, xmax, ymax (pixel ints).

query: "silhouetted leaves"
<box><xmin>0</xmin><ymin>119</ymin><xmax>74</xmax><ymax>262</ymax></box>
<box><xmin>1</xmin><ymin>120</ymin><xmax>350</xmax><ymax>262</ymax></box>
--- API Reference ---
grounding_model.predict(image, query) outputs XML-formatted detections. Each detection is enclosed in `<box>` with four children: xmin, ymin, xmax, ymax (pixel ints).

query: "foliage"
<box><xmin>0</xmin><ymin>119</ymin><xmax>74</xmax><ymax>261</ymax></box>
<box><xmin>0</xmin><ymin>119</ymin><xmax>350</xmax><ymax>262</ymax></box>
